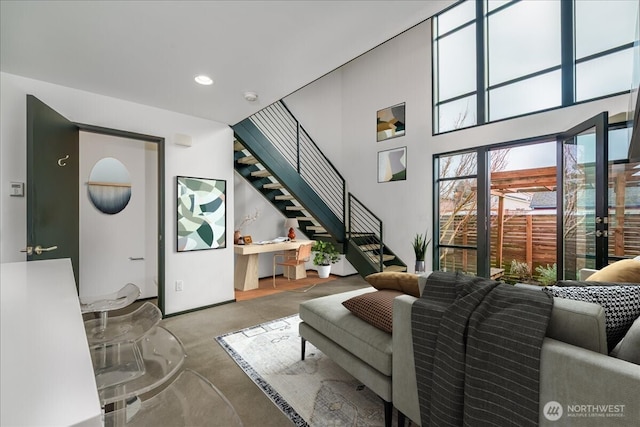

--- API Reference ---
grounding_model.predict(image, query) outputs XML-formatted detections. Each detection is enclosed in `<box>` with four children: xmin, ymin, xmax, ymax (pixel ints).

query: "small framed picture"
<box><xmin>243</xmin><ymin>235</ymin><xmax>253</xmax><ymax>245</ymax></box>
<box><xmin>378</xmin><ymin>147</ymin><xmax>407</xmax><ymax>183</ymax></box>
<box><xmin>377</xmin><ymin>103</ymin><xmax>406</xmax><ymax>142</ymax></box>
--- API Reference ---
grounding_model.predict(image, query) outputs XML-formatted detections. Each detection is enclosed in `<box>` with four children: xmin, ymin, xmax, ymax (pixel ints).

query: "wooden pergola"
<box><xmin>490</xmin><ymin>166</ymin><xmax>557</xmax><ymax>270</ymax></box>
<box><xmin>490</xmin><ymin>163</ymin><xmax>638</xmax><ymax>270</ymax></box>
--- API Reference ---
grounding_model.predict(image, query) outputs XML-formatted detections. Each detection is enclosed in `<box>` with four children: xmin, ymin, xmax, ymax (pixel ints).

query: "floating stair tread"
<box><xmin>237</xmin><ymin>156</ymin><xmax>259</xmax><ymax>165</ymax></box>
<box><xmin>263</xmin><ymin>183</ymin><xmax>283</xmax><ymax>189</ymax></box>
<box><xmin>366</xmin><ymin>252</ymin><xmax>395</xmax><ymax>262</ymax></box>
<box><xmin>312</xmin><ymin>233</ymin><xmax>332</xmax><ymax>238</ymax></box>
<box><xmin>251</xmin><ymin>170</ymin><xmax>271</xmax><ymax>178</ymax></box>
<box><xmin>285</xmin><ymin>206</ymin><xmax>305</xmax><ymax>211</ymax></box>
<box><xmin>359</xmin><ymin>244</ymin><xmax>382</xmax><ymax>251</ymax></box>
<box><xmin>307</xmin><ymin>226</ymin><xmax>326</xmax><ymax>231</ymax></box>
<box><xmin>296</xmin><ymin>216</ymin><xmax>314</xmax><ymax>221</ymax></box>
<box><xmin>351</xmin><ymin>232</ymin><xmax>376</xmax><ymax>238</ymax></box>
<box><xmin>233</xmin><ymin>141</ymin><xmax>245</xmax><ymax>151</ymax></box>
<box><xmin>384</xmin><ymin>265</ymin><xmax>408</xmax><ymax>272</ymax></box>
<box><xmin>275</xmin><ymin>195</ymin><xmax>295</xmax><ymax>200</ymax></box>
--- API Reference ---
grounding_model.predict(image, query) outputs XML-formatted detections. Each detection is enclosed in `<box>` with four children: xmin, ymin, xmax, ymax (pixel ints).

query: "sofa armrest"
<box><xmin>539</xmin><ymin>338</ymin><xmax>640</xmax><ymax>426</ymax></box>
<box><xmin>392</xmin><ymin>294</ymin><xmax>421</xmax><ymax>425</ymax></box>
<box><xmin>514</xmin><ymin>283</ymin><xmax>608</xmax><ymax>354</ymax></box>
<box><xmin>546</xmin><ymin>297</ymin><xmax>608</xmax><ymax>354</ymax></box>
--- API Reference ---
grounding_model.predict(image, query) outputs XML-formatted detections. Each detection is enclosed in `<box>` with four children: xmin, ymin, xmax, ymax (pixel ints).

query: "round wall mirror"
<box><xmin>87</xmin><ymin>157</ymin><xmax>132</xmax><ymax>214</ymax></box>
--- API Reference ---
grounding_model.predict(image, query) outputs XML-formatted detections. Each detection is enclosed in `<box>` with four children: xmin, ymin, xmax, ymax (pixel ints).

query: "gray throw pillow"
<box><xmin>542</xmin><ymin>286</ymin><xmax>640</xmax><ymax>351</ymax></box>
<box><xmin>610</xmin><ymin>316</ymin><xmax>640</xmax><ymax>364</ymax></box>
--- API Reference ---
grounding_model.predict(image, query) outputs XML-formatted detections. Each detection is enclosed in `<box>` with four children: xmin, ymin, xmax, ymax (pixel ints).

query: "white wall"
<box><xmin>279</xmin><ymin>19</ymin><xmax>631</xmax><ymax>272</ymax></box>
<box><xmin>0</xmin><ymin>72</ymin><xmax>234</xmax><ymax>315</ymax></box>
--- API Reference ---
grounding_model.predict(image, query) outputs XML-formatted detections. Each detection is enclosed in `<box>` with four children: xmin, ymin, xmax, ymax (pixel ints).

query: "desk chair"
<box><xmin>273</xmin><ymin>243</ymin><xmax>313</xmax><ymax>288</ymax></box>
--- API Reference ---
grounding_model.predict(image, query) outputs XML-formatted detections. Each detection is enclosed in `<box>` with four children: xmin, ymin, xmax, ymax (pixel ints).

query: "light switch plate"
<box><xmin>10</xmin><ymin>182</ymin><xmax>24</xmax><ymax>197</ymax></box>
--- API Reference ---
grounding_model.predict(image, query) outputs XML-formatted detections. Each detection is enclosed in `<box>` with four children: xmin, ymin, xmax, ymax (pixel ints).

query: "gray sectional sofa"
<box><xmin>299</xmin><ymin>287</ymin><xmax>394</xmax><ymax>422</ymax></box>
<box><xmin>299</xmin><ymin>273</ymin><xmax>640</xmax><ymax>426</ymax></box>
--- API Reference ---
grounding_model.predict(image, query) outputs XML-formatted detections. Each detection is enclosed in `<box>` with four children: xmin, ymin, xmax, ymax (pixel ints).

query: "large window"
<box><xmin>433</xmin><ymin>0</ymin><xmax>640</xmax><ymax>134</ymax></box>
<box><xmin>433</xmin><ymin>121</ymin><xmax>639</xmax><ymax>282</ymax></box>
<box><xmin>435</xmin><ymin>151</ymin><xmax>481</xmax><ymax>276</ymax></box>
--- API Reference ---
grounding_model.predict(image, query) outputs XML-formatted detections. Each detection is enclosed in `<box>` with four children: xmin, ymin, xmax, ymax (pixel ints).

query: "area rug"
<box><xmin>215</xmin><ymin>315</ymin><xmax>390</xmax><ymax>427</ymax></box>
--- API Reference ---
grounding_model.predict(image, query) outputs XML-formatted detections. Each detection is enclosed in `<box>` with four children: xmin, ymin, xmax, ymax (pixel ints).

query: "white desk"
<box><xmin>234</xmin><ymin>240</ymin><xmax>314</xmax><ymax>291</ymax></box>
<box><xmin>1</xmin><ymin>259</ymin><xmax>102</xmax><ymax>427</ymax></box>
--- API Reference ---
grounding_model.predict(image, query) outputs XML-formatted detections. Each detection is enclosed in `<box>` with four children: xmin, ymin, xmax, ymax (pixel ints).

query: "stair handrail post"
<box><xmin>343</xmin><ymin>183</ymin><xmax>347</xmax><ymax>244</ymax></box>
<box><xmin>379</xmin><ymin>222</ymin><xmax>384</xmax><ymax>270</ymax></box>
<box><xmin>296</xmin><ymin>120</ymin><xmax>301</xmax><ymax>174</ymax></box>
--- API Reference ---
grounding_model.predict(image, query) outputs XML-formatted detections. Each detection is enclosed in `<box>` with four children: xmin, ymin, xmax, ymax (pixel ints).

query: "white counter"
<box><xmin>1</xmin><ymin>259</ymin><xmax>102</xmax><ymax>427</ymax></box>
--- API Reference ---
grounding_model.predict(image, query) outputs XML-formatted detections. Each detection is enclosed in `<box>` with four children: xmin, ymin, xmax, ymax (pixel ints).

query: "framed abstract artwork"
<box><xmin>177</xmin><ymin>176</ymin><xmax>226</xmax><ymax>251</ymax></box>
<box><xmin>376</xmin><ymin>103</ymin><xmax>406</xmax><ymax>142</ymax></box>
<box><xmin>378</xmin><ymin>147</ymin><xmax>407</xmax><ymax>183</ymax></box>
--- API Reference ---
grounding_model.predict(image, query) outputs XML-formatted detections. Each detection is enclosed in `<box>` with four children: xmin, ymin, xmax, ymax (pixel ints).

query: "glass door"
<box><xmin>557</xmin><ymin>113</ymin><xmax>608</xmax><ymax>280</ymax></box>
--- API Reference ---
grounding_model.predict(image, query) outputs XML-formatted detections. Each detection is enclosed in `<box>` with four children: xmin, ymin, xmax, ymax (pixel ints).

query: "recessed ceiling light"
<box><xmin>194</xmin><ymin>75</ymin><xmax>213</xmax><ymax>86</ymax></box>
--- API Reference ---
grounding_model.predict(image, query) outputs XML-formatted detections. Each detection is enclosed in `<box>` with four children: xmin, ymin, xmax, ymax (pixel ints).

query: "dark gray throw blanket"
<box><xmin>411</xmin><ymin>271</ymin><xmax>553</xmax><ymax>426</ymax></box>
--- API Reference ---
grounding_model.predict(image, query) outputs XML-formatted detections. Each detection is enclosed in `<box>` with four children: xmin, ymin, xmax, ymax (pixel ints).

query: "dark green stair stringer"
<box><xmin>233</xmin><ymin>119</ymin><xmax>344</xmax><ymax>243</ymax></box>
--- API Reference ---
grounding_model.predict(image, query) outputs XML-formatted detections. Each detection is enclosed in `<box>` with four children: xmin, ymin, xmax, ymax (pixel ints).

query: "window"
<box><xmin>433</xmin><ymin>121</ymin><xmax>639</xmax><ymax>281</ymax></box>
<box><xmin>436</xmin><ymin>152</ymin><xmax>480</xmax><ymax>275</ymax></box>
<box><xmin>433</xmin><ymin>0</ymin><xmax>640</xmax><ymax>134</ymax></box>
<box><xmin>433</xmin><ymin>1</ymin><xmax>477</xmax><ymax>133</ymax></box>
<box><xmin>574</xmin><ymin>0</ymin><xmax>638</xmax><ymax>102</ymax></box>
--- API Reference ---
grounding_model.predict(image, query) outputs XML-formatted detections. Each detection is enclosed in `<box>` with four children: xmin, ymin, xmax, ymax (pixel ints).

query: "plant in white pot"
<box><xmin>312</xmin><ymin>241</ymin><xmax>340</xmax><ymax>278</ymax></box>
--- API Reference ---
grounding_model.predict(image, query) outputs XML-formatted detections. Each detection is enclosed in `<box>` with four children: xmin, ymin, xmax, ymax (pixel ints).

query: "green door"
<box><xmin>26</xmin><ymin>95</ymin><xmax>80</xmax><ymax>286</ymax></box>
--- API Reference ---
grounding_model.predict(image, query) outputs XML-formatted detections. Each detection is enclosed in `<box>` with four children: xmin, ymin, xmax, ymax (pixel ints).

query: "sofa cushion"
<box><xmin>342</xmin><ymin>290</ymin><xmax>403</xmax><ymax>333</ymax></box>
<box><xmin>299</xmin><ymin>288</ymin><xmax>393</xmax><ymax>376</ymax></box>
<box><xmin>610</xmin><ymin>315</ymin><xmax>640</xmax><ymax>364</ymax></box>
<box><xmin>365</xmin><ymin>272</ymin><xmax>420</xmax><ymax>297</ymax></box>
<box><xmin>542</xmin><ymin>286</ymin><xmax>640</xmax><ymax>350</ymax></box>
<box><xmin>586</xmin><ymin>258</ymin><xmax>640</xmax><ymax>283</ymax></box>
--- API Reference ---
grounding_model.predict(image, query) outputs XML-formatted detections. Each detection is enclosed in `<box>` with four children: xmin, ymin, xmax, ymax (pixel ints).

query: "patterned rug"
<box><xmin>215</xmin><ymin>315</ymin><xmax>389</xmax><ymax>427</ymax></box>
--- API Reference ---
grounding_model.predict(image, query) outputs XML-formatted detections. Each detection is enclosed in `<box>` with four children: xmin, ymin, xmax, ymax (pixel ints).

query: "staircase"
<box><xmin>232</xmin><ymin>101</ymin><xmax>406</xmax><ymax>276</ymax></box>
<box><xmin>347</xmin><ymin>194</ymin><xmax>407</xmax><ymax>276</ymax></box>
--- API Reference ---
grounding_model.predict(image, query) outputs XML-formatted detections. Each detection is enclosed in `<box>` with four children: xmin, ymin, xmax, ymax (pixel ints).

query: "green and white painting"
<box><xmin>378</xmin><ymin>147</ymin><xmax>407</xmax><ymax>183</ymax></box>
<box><xmin>177</xmin><ymin>176</ymin><xmax>226</xmax><ymax>251</ymax></box>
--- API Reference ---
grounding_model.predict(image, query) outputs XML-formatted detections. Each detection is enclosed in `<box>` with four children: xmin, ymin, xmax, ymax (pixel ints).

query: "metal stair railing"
<box><xmin>348</xmin><ymin>193</ymin><xmax>384</xmax><ymax>270</ymax></box>
<box><xmin>250</xmin><ymin>101</ymin><xmax>346</xmax><ymax>225</ymax></box>
<box><xmin>236</xmin><ymin>100</ymin><xmax>405</xmax><ymax>275</ymax></box>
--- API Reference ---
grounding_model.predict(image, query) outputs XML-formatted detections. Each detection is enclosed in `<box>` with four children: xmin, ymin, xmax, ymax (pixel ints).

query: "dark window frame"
<box><xmin>433</xmin><ymin>0</ymin><xmax>636</xmax><ymax>135</ymax></box>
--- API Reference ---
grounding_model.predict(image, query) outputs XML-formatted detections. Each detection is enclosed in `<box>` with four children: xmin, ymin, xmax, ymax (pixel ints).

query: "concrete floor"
<box><xmin>157</xmin><ymin>274</ymin><xmax>370</xmax><ymax>426</ymax></box>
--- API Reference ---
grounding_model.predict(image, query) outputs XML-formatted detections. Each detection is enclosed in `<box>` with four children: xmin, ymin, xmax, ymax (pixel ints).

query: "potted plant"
<box><xmin>312</xmin><ymin>241</ymin><xmax>340</xmax><ymax>278</ymax></box>
<box><xmin>412</xmin><ymin>231</ymin><xmax>431</xmax><ymax>273</ymax></box>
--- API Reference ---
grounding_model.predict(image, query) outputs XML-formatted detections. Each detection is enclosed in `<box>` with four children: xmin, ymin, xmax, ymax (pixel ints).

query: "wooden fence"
<box><xmin>439</xmin><ymin>212</ymin><xmax>640</xmax><ymax>283</ymax></box>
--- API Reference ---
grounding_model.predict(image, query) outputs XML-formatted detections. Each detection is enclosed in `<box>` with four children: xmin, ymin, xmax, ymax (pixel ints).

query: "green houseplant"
<box><xmin>535</xmin><ymin>263</ymin><xmax>557</xmax><ymax>286</ymax></box>
<box><xmin>312</xmin><ymin>241</ymin><xmax>340</xmax><ymax>278</ymax></box>
<box><xmin>412</xmin><ymin>231</ymin><xmax>431</xmax><ymax>273</ymax></box>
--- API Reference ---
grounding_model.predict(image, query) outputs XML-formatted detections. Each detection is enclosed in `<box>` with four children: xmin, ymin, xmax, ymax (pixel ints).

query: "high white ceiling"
<box><xmin>0</xmin><ymin>1</ymin><xmax>453</xmax><ymax>125</ymax></box>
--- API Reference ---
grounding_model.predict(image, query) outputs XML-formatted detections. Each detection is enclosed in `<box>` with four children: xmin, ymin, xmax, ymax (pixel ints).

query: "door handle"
<box><xmin>34</xmin><ymin>245</ymin><xmax>58</xmax><ymax>255</ymax></box>
<box><xmin>21</xmin><ymin>245</ymin><xmax>58</xmax><ymax>255</ymax></box>
<box><xmin>129</xmin><ymin>257</ymin><xmax>145</xmax><ymax>261</ymax></box>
